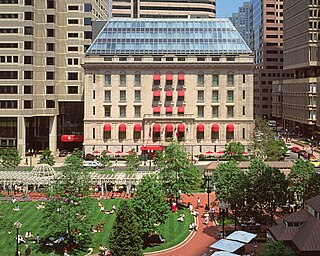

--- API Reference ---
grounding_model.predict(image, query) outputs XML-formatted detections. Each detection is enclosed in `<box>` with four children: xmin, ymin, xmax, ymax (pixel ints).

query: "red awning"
<box><xmin>103</xmin><ymin>123</ymin><xmax>112</xmax><ymax>132</ymax></box>
<box><xmin>153</xmin><ymin>90</ymin><xmax>161</xmax><ymax>97</ymax></box>
<box><xmin>178</xmin><ymin>90</ymin><xmax>185</xmax><ymax>97</ymax></box>
<box><xmin>212</xmin><ymin>124</ymin><xmax>219</xmax><ymax>132</ymax></box>
<box><xmin>134</xmin><ymin>124</ymin><xmax>141</xmax><ymax>132</ymax></box>
<box><xmin>178</xmin><ymin>123</ymin><xmax>185</xmax><ymax>132</ymax></box>
<box><xmin>178</xmin><ymin>106</ymin><xmax>184</xmax><ymax>113</ymax></box>
<box><xmin>153</xmin><ymin>106</ymin><xmax>160</xmax><ymax>113</ymax></box>
<box><xmin>166</xmin><ymin>73</ymin><xmax>173</xmax><ymax>80</ymax></box>
<box><xmin>178</xmin><ymin>73</ymin><xmax>185</xmax><ymax>80</ymax></box>
<box><xmin>226</xmin><ymin>124</ymin><xmax>235</xmax><ymax>132</ymax></box>
<box><xmin>154</xmin><ymin>73</ymin><xmax>161</xmax><ymax>80</ymax></box>
<box><xmin>119</xmin><ymin>123</ymin><xmax>126</xmax><ymax>132</ymax></box>
<box><xmin>197</xmin><ymin>123</ymin><xmax>205</xmax><ymax>132</ymax></box>
<box><xmin>141</xmin><ymin>145</ymin><xmax>163</xmax><ymax>151</ymax></box>
<box><xmin>61</xmin><ymin>135</ymin><xmax>84</xmax><ymax>142</ymax></box>
<box><xmin>166</xmin><ymin>106</ymin><xmax>173</xmax><ymax>113</ymax></box>
<box><xmin>153</xmin><ymin>123</ymin><xmax>161</xmax><ymax>132</ymax></box>
<box><xmin>165</xmin><ymin>124</ymin><xmax>174</xmax><ymax>132</ymax></box>
<box><xmin>166</xmin><ymin>90</ymin><xmax>173</xmax><ymax>97</ymax></box>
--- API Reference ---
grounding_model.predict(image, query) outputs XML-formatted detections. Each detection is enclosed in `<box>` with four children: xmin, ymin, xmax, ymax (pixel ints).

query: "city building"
<box><xmin>272</xmin><ymin>0</ymin><xmax>320</xmax><ymax>137</ymax></box>
<box><xmin>229</xmin><ymin>1</ymin><xmax>252</xmax><ymax>48</ymax></box>
<box><xmin>251</xmin><ymin>0</ymin><xmax>293</xmax><ymax>120</ymax></box>
<box><xmin>268</xmin><ymin>195</ymin><xmax>320</xmax><ymax>256</ymax></box>
<box><xmin>109</xmin><ymin>0</ymin><xmax>216</xmax><ymax>19</ymax></box>
<box><xmin>0</xmin><ymin>0</ymin><xmax>108</xmax><ymax>157</ymax></box>
<box><xmin>83</xmin><ymin>18</ymin><xmax>254</xmax><ymax>156</ymax></box>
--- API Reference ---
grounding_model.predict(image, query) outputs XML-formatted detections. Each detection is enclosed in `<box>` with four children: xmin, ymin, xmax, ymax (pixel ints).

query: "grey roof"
<box><xmin>86</xmin><ymin>18</ymin><xmax>252</xmax><ymax>56</ymax></box>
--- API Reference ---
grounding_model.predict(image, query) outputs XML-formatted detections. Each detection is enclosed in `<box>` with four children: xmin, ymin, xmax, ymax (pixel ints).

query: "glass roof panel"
<box><xmin>87</xmin><ymin>18</ymin><xmax>252</xmax><ymax>55</ymax></box>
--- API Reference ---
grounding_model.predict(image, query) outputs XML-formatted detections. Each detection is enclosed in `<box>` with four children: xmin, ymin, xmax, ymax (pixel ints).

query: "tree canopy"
<box><xmin>259</xmin><ymin>241</ymin><xmax>294</xmax><ymax>256</ymax></box>
<box><xmin>224</xmin><ymin>142</ymin><xmax>245</xmax><ymax>161</ymax></box>
<box><xmin>99</xmin><ymin>150</ymin><xmax>112</xmax><ymax>168</ymax></box>
<box><xmin>125</xmin><ymin>150</ymin><xmax>141</xmax><ymax>171</ymax></box>
<box><xmin>38</xmin><ymin>148</ymin><xmax>55</xmax><ymax>166</ymax></box>
<box><xmin>0</xmin><ymin>148</ymin><xmax>21</xmax><ymax>169</ymax></box>
<box><xmin>155</xmin><ymin>141</ymin><xmax>202</xmax><ymax>201</ymax></box>
<box><xmin>109</xmin><ymin>200</ymin><xmax>143</xmax><ymax>256</ymax></box>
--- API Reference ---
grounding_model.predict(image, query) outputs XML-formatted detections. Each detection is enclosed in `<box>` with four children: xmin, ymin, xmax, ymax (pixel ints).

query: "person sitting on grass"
<box><xmin>177</xmin><ymin>213</ymin><xmax>185</xmax><ymax>222</ymax></box>
<box><xmin>17</xmin><ymin>234</ymin><xmax>25</xmax><ymax>244</ymax></box>
<box><xmin>99</xmin><ymin>244</ymin><xmax>107</xmax><ymax>255</ymax></box>
<box><xmin>105</xmin><ymin>204</ymin><xmax>116</xmax><ymax>214</ymax></box>
<box><xmin>36</xmin><ymin>202</ymin><xmax>45</xmax><ymax>209</ymax></box>
<box><xmin>13</xmin><ymin>204</ymin><xmax>21</xmax><ymax>211</ymax></box>
<box><xmin>90</xmin><ymin>225</ymin><xmax>97</xmax><ymax>233</ymax></box>
<box><xmin>25</xmin><ymin>231</ymin><xmax>33</xmax><ymax>240</ymax></box>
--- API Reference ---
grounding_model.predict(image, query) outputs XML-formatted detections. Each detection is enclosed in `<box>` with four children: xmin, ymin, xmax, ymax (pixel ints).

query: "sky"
<box><xmin>216</xmin><ymin>0</ymin><xmax>248</xmax><ymax>17</ymax></box>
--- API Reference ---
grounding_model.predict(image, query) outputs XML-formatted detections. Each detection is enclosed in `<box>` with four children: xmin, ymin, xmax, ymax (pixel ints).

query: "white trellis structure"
<box><xmin>0</xmin><ymin>164</ymin><xmax>154</xmax><ymax>197</ymax></box>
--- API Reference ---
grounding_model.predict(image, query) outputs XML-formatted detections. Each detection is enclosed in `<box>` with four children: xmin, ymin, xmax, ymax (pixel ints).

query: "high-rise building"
<box><xmin>83</xmin><ymin>19</ymin><xmax>254</xmax><ymax>155</ymax></box>
<box><xmin>251</xmin><ymin>0</ymin><xmax>292</xmax><ymax>119</ymax></box>
<box><xmin>0</xmin><ymin>0</ymin><xmax>108</xmax><ymax>157</ymax></box>
<box><xmin>109</xmin><ymin>0</ymin><xmax>216</xmax><ymax>19</ymax></box>
<box><xmin>229</xmin><ymin>1</ymin><xmax>252</xmax><ymax>48</ymax></box>
<box><xmin>272</xmin><ymin>0</ymin><xmax>320</xmax><ymax>136</ymax></box>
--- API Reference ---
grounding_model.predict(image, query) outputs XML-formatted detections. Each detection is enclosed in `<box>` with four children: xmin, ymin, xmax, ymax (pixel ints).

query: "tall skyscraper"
<box><xmin>251</xmin><ymin>0</ymin><xmax>292</xmax><ymax>119</ymax></box>
<box><xmin>229</xmin><ymin>1</ymin><xmax>252</xmax><ymax>48</ymax></box>
<box><xmin>272</xmin><ymin>0</ymin><xmax>320</xmax><ymax>136</ymax></box>
<box><xmin>0</xmin><ymin>0</ymin><xmax>108</xmax><ymax>157</ymax></box>
<box><xmin>109</xmin><ymin>0</ymin><xmax>216</xmax><ymax>18</ymax></box>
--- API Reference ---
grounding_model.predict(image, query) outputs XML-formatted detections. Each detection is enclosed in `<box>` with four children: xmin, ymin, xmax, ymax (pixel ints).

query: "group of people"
<box><xmin>98</xmin><ymin>244</ymin><xmax>111</xmax><ymax>255</ymax></box>
<box><xmin>16</xmin><ymin>244</ymin><xmax>31</xmax><ymax>256</ymax></box>
<box><xmin>36</xmin><ymin>201</ymin><xmax>46</xmax><ymax>209</ymax></box>
<box><xmin>98</xmin><ymin>202</ymin><xmax>116</xmax><ymax>214</ymax></box>
<box><xmin>90</xmin><ymin>221</ymin><xmax>106</xmax><ymax>233</ymax></box>
<box><xmin>17</xmin><ymin>231</ymin><xmax>40</xmax><ymax>245</ymax></box>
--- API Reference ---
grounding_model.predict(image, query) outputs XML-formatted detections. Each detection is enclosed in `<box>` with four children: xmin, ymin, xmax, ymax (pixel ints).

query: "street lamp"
<box><xmin>14</xmin><ymin>221</ymin><xmax>22</xmax><ymax>256</ymax></box>
<box><xmin>219</xmin><ymin>201</ymin><xmax>230</xmax><ymax>238</ymax></box>
<box><xmin>204</xmin><ymin>170</ymin><xmax>212</xmax><ymax>207</ymax></box>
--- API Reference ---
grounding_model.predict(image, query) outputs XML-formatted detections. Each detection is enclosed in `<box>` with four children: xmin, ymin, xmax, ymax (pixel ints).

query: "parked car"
<box><xmin>291</xmin><ymin>146</ymin><xmax>301</xmax><ymax>153</ymax></box>
<box><xmin>59</xmin><ymin>149</ymin><xmax>68</xmax><ymax>157</ymax></box>
<box><xmin>83</xmin><ymin>160</ymin><xmax>104</xmax><ymax>168</ymax></box>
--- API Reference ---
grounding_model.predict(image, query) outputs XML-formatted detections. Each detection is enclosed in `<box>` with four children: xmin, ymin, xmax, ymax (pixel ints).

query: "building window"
<box><xmin>92</xmin><ymin>106</ymin><xmax>95</xmax><ymax>115</ymax></box>
<box><xmin>243</xmin><ymin>106</ymin><xmax>246</xmax><ymax>115</ymax></box>
<box><xmin>120</xmin><ymin>73</ymin><xmax>126</xmax><ymax>86</ymax></box>
<box><xmin>105</xmin><ymin>90</ymin><xmax>111</xmax><ymax>102</ymax></box>
<box><xmin>68</xmin><ymin>19</ymin><xmax>79</xmax><ymax>25</ymax></box>
<box><xmin>0</xmin><ymin>86</ymin><xmax>17</xmax><ymax>94</ymax></box>
<box><xmin>68</xmin><ymin>46</ymin><xmax>78</xmax><ymax>52</ymax></box>
<box><xmin>120</xmin><ymin>90</ymin><xmax>126</xmax><ymax>102</ymax></box>
<box><xmin>212</xmin><ymin>90</ymin><xmax>218</xmax><ymax>102</ymax></box>
<box><xmin>92</xmin><ymin>128</ymin><xmax>95</xmax><ymax>139</ymax></box>
<box><xmin>197</xmin><ymin>74</ymin><xmax>204</xmax><ymax>86</ymax></box>
<box><xmin>24</xmin><ymin>26</ymin><xmax>33</xmax><ymax>35</ymax></box>
<box><xmin>119</xmin><ymin>106</ymin><xmax>126</xmax><ymax>117</ymax></box>
<box><xmin>46</xmin><ymin>100</ymin><xmax>55</xmax><ymax>108</ymax></box>
<box><xmin>104</xmin><ymin>106</ymin><xmax>111</xmax><ymax>117</ymax></box>
<box><xmin>197</xmin><ymin>90</ymin><xmax>204</xmax><ymax>102</ymax></box>
<box><xmin>134</xmin><ymin>106</ymin><xmax>141</xmax><ymax>117</ymax></box>
<box><xmin>84</xmin><ymin>31</ymin><xmax>92</xmax><ymax>39</ymax></box>
<box><xmin>84</xmin><ymin>3</ymin><xmax>92</xmax><ymax>12</ymax></box>
<box><xmin>25</xmin><ymin>12</ymin><xmax>34</xmax><ymax>20</ymax></box>
<box><xmin>68</xmin><ymin>72</ymin><xmax>78</xmax><ymax>80</ymax></box>
<box><xmin>227</xmin><ymin>74</ymin><xmax>234</xmax><ymax>86</ymax></box>
<box><xmin>25</xmin><ymin>0</ymin><xmax>34</xmax><ymax>5</ymax></box>
<box><xmin>24</xmin><ymin>56</ymin><xmax>33</xmax><ymax>64</ymax></box>
<box><xmin>24</xmin><ymin>100</ymin><xmax>32</xmax><ymax>109</ymax></box>
<box><xmin>105</xmin><ymin>74</ymin><xmax>111</xmax><ymax>86</ymax></box>
<box><xmin>212</xmin><ymin>74</ymin><xmax>219</xmax><ymax>86</ymax></box>
<box><xmin>134</xmin><ymin>73</ymin><xmax>141</xmax><ymax>86</ymax></box>
<box><xmin>197</xmin><ymin>106</ymin><xmax>204</xmax><ymax>117</ymax></box>
<box><xmin>47</xmin><ymin>29</ymin><xmax>55</xmax><ymax>37</ymax></box>
<box><xmin>47</xmin><ymin>43</ymin><xmax>55</xmax><ymax>51</ymax></box>
<box><xmin>134</xmin><ymin>90</ymin><xmax>141</xmax><ymax>102</ymax></box>
<box><xmin>46</xmin><ymin>57</ymin><xmax>55</xmax><ymax>65</ymax></box>
<box><xmin>24</xmin><ymin>71</ymin><xmax>33</xmax><ymax>79</ymax></box>
<box><xmin>68</xmin><ymin>5</ymin><xmax>79</xmax><ymax>10</ymax></box>
<box><xmin>0</xmin><ymin>71</ymin><xmax>18</xmax><ymax>79</ymax></box>
<box><xmin>68</xmin><ymin>32</ymin><xmax>78</xmax><ymax>38</ymax></box>
<box><xmin>0</xmin><ymin>100</ymin><xmax>17</xmax><ymax>109</ymax></box>
<box><xmin>24</xmin><ymin>41</ymin><xmax>33</xmax><ymax>50</ymax></box>
<box><xmin>242</xmin><ymin>74</ymin><xmax>246</xmax><ymax>83</ymax></box>
<box><xmin>84</xmin><ymin>17</ymin><xmax>91</xmax><ymax>25</ymax></box>
<box><xmin>47</xmin><ymin>0</ymin><xmax>55</xmax><ymax>9</ymax></box>
<box><xmin>212</xmin><ymin>106</ymin><xmax>219</xmax><ymax>117</ymax></box>
<box><xmin>24</xmin><ymin>85</ymin><xmax>33</xmax><ymax>94</ymax></box>
<box><xmin>46</xmin><ymin>86</ymin><xmax>54</xmax><ymax>94</ymax></box>
<box><xmin>227</xmin><ymin>106</ymin><xmax>234</xmax><ymax>117</ymax></box>
<box><xmin>227</xmin><ymin>91</ymin><xmax>234</xmax><ymax>102</ymax></box>
<box><xmin>242</xmin><ymin>128</ymin><xmax>245</xmax><ymax>139</ymax></box>
<box><xmin>47</xmin><ymin>14</ymin><xmax>55</xmax><ymax>23</ymax></box>
<box><xmin>68</xmin><ymin>86</ymin><xmax>78</xmax><ymax>94</ymax></box>
<box><xmin>243</xmin><ymin>90</ymin><xmax>245</xmax><ymax>99</ymax></box>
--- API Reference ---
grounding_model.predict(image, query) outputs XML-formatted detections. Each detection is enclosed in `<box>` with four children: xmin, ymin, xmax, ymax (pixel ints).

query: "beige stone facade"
<box><xmin>83</xmin><ymin>55</ymin><xmax>254</xmax><ymax>155</ymax></box>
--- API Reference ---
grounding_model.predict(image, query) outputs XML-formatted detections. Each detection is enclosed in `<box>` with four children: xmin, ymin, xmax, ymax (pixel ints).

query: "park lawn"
<box><xmin>0</xmin><ymin>200</ymin><xmax>192</xmax><ymax>255</ymax></box>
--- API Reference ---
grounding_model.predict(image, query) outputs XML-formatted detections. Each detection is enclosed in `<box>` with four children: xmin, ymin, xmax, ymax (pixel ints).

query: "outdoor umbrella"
<box><xmin>210</xmin><ymin>239</ymin><xmax>244</xmax><ymax>252</ymax></box>
<box><xmin>211</xmin><ymin>252</ymin><xmax>240</xmax><ymax>256</ymax></box>
<box><xmin>226</xmin><ymin>231</ymin><xmax>257</xmax><ymax>244</ymax></box>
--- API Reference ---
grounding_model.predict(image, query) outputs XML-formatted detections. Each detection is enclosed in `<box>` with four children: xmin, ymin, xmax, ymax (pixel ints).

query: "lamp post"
<box><xmin>14</xmin><ymin>221</ymin><xmax>22</xmax><ymax>256</ymax></box>
<box><xmin>204</xmin><ymin>170</ymin><xmax>212</xmax><ymax>207</ymax></box>
<box><xmin>219</xmin><ymin>201</ymin><xmax>230</xmax><ymax>238</ymax></box>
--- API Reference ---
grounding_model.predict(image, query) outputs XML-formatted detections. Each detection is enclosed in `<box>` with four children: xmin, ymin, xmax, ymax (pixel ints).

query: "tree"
<box><xmin>43</xmin><ymin>150</ymin><xmax>91</xmax><ymax>252</ymax></box>
<box><xmin>259</xmin><ymin>241</ymin><xmax>294</xmax><ymax>256</ymax></box>
<box><xmin>125</xmin><ymin>149</ymin><xmax>141</xmax><ymax>171</ymax></box>
<box><xmin>247</xmin><ymin>158</ymin><xmax>288</xmax><ymax>220</ymax></box>
<box><xmin>132</xmin><ymin>175</ymin><xmax>170</xmax><ymax>237</ymax></box>
<box><xmin>109</xmin><ymin>200</ymin><xmax>143</xmax><ymax>256</ymax></box>
<box><xmin>212</xmin><ymin>161</ymin><xmax>247</xmax><ymax>207</ymax></box>
<box><xmin>0</xmin><ymin>148</ymin><xmax>21</xmax><ymax>169</ymax></box>
<box><xmin>288</xmin><ymin>159</ymin><xmax>319</xmax><ymax>208</ymax></box>
<box><xmin>155</xmin><ymin>141</ymin><xmax>202</xmax><ymax>202</ymax></box>
<box><xmin>38</xmin><ymin>148</ymin><xmax>55</xmax><ymax>166</ymax></box>
<box><xmin>224</xmin><ymin>142</ymin><xmax>245</xmax><ymax>161</ymax></box>
<box><xmin>98</xmin><ymin>150</ymin><xmax>111</xmax><ymax>168</ymax></box>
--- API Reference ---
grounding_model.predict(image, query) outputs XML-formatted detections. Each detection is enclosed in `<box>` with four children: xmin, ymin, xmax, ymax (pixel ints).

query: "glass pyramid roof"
<box><xmin>86</xmin><ymin>18</ymin><xmax>252</xmax><ymax>55</ymax></box>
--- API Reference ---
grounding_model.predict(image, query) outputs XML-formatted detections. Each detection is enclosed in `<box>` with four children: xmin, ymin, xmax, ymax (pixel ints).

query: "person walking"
<box><xmin>25</xmin><ymin>244</ymin><xmax>31</xmax><ymax>256</ymax></box>
<box><xmin>197</xmin><ymin>197</ymin><xmax>201</xmax><ymax>208</ymax></box>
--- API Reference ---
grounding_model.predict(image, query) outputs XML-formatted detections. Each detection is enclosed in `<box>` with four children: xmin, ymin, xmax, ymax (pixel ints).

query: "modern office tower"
<box><xmin>83</xmin><ymin>18</ymin><xmax>254</xmax><ymax>156</ymax></box>
<box><xmin>251</xmin><ymin>0</ymin><xmax>292</xmax><ymax>120</ymax></box>
<box><xmin>272</xmin><ymin>0</ymin><xmax>320</xmax><ymax>136</ymax></box>
<box><xmin>109</xmin><ymin>0</ymin><xmax>216</xmax><ymax>18</ymax></box>
<box><xmin>0</xmin><ymin>0</ymin><xmax>108</xmax><ymax>157</ymax></box>
<box><xmin>229</xmin><ymin>1</ymin><xmax>252</xmax><ymax>48</ymax></box>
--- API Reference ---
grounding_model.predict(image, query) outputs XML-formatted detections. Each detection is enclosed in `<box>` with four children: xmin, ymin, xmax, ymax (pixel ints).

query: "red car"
<box><xmin>291</xmin><ymin>146</ymin><xmax>301</xmax><ymax>153</ymax></box>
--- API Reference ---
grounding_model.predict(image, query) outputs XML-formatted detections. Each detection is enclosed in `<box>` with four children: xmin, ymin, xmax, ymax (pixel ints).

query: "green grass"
<box><xmin>0</xmin><ymin>200</ymin><xmax>191</xmax><ymax>255</ymax></box>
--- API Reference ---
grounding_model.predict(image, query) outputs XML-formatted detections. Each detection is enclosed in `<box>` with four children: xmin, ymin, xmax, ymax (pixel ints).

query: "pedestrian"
<box><xmin>204</xmin><ymin>212</ymin><xmax>209</xmax><ymax>225</ymax></box>
<box><xmin>25</xmin><ymin>157</ymin><xmax>28</xmax><ymax>165</ymax></box>
<box><xmin>25</xmin><ymin>244</ymin><xmax>31</xmax><ymax>256</ymax></box>
<box><xmin>210</xmin><ymin>205</ymin><xmax>215</xmax><ymax>221</ymax></box>
<box><xmin>16</xmin><ymin>248</ymin><xmax>21</xmax><ymax>256</ymax></box>
<box><xmin>197</xmin><ymin>197</ymin><xmax>201</xmax><ymax>208</ymax></box>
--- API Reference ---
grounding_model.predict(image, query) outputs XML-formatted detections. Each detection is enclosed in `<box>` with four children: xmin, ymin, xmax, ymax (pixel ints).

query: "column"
<box><xmin>49</xmin><ymin>115</ymin><xmax>57</xmax><ymax>156</ymax></box>
<box><xmin>17</xmin><ymin>116</ymin><xmax>26</xmax><ymax>158</ymax></box>
<box><xmin>101</xmin><ymin>182</ymin><xmax>104</xmax><ymax>197</ymax></box>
